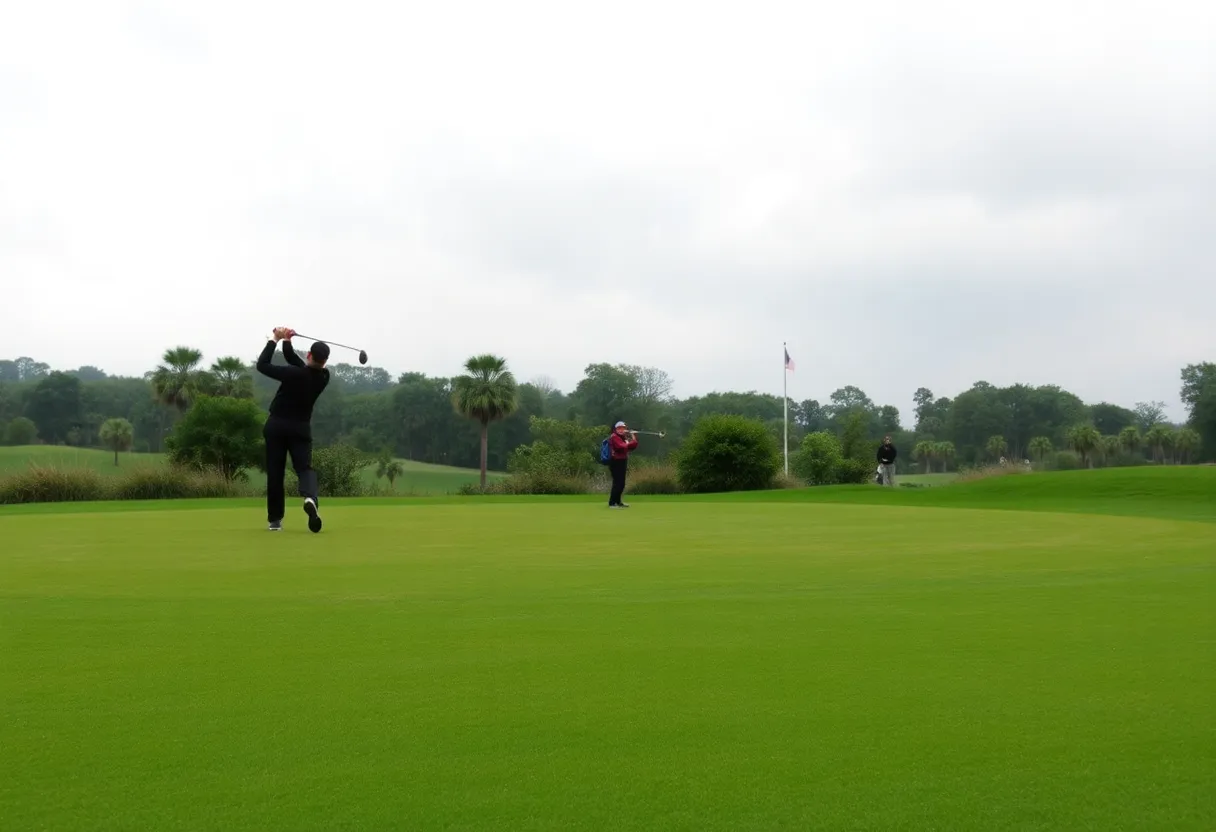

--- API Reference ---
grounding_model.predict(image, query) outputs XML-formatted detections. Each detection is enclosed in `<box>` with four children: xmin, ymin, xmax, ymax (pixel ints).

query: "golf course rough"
<box><xmin>2</xmin><ymin>476</ymin><xmax>1214</xmax><ymax>830</ymax></box>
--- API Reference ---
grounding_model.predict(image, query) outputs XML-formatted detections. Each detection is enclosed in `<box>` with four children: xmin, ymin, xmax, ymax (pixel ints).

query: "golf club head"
<box><xmin>358</xmin><ymin>350</ymin><xmax>368</xmax><ymax>365</ymax></box>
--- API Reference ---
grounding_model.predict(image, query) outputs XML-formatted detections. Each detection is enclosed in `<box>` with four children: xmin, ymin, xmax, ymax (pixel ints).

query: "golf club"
<box><xmin>630</xmin><ymin>430</ymin><xmax>666</xmax><ymax>438</ymax></box>
<box><xmin>287</xmin><ymin>330</ymin><xmax>368</xmax><ymax>365</ymax></box>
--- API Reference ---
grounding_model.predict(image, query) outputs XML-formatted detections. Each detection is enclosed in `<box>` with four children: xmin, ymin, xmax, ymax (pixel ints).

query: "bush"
<box><xmin>165</xmin><ymin>395</ymin><xmax>266</xmax><ymax>481</ymax></box>
<box><xmin>3</xmin><ymin>416</ymin><xmax>38</xmax><ymax>446</ymax></box>
<box><xmin>791</xmin><ymin>431</ymin><xmax>843</xmax><ymax>485</ymax></box>
<box><xmin>676</xmin><ymin>414</ymin><xmax>781</xmax><ymax>494</ymax></box>
<box><xmin>111</xmin><ymin>466</ymin><xmax>250</xmax><ymax>500</ymax></box>
<box><xmin>461</xmin><ymin>471</ymin><xmax>594</xmax><ymax>495</ymax></box>
<box><xmin>284</xmin><ymin>442</ymin><xmax>369</xmax><ymax>497</ymax></box>
<box><xmin>0</xmin><ymin>465</ymin><xmax>108</xmax><ymax>504</ymax></box>
<box><xmin>833</xmin><ymin>458</ymin><xmax>874</xmax><ymax>485</ymax></box>
<box><xmin>508</xmin><ymin>418</ymin><xmax>607</xmax><ymax>478</ymax></box>
<box><xmin>1050</xmin><ymin>450</ymin><xmax>1082</xmax><ymax>471</ymax></box>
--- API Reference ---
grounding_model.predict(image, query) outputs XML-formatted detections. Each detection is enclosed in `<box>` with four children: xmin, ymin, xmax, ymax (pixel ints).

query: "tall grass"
<box><xmin>0</xmin><ymin>464</ymin><xmax>254</xmax><ymax>505</ymax></box>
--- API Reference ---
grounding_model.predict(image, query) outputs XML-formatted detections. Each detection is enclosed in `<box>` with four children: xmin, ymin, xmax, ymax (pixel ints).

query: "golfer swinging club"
<box><xmin>256</xmin><ymin>327</ymin><xmax>330</xmax><ymax>532</ymax></box>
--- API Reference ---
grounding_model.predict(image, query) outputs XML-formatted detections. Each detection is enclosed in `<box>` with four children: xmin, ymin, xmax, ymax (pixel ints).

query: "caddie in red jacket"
<box><xmin>608</xmin><ymin>421</ymin><xmax>639</xmax><ymax>508</ymax></box>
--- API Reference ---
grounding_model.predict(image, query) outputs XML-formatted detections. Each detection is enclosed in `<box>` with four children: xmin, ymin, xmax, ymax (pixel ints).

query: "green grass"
<box><xmin>0</xmin><ymin>445</ymin><xmax>502</xmax><ymax>495</ymax></box>
<box><xmin>2</xmin><ymin>469</ymin><xmax>1214</xmax><ymax>829</ymax></box>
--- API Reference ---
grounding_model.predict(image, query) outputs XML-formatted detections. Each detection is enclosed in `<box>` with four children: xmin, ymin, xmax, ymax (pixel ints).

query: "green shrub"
<box><xmin>791</xmin><ymin>431</ymin><xmax>843</xmax><ymax>485</ymax></box>
<box><xmin>165</xmin><ymin>395</ymin><xmax>266</xmax><ymax>481</ymax></box>
<box><xmin>462</xmin><ymin>471</ymin><xmax>594</xmax><ymax>495</ymax></box>
<box><xmin>1051</xmin><ymin>450</ymin><xmax>1082</xmax><ymax>471</ymax></box>
<box><xmin>111</xmin><ymin>466</ymin><xmax>249</xmax><ymax>500</ymax></box>
<box><xmin>284</xmin><ymin>443</ymin><xmax>369</xmax><ymax>498</ymax></box>
<box><xmin>0</xmin><ymin>465</ymin><xmax>109</xmax><ymax>504</ymax></box>
<box><xmin>508</xmin><ymin>442</ymin><xmax>592</xmax><ymax>478</ymax></box>
<box><xmin>833</xmin><ymin>458</ymin><xmax>874</xmax><ymax>485</ymax></box>
<box><xmin>3</xmin><ymin>416</ymin><xmax>38</xmax><ymax>446</ymax></box>
<box><xmin>508</xmin><ymin>418</ymin><xmax>607</xmax><ymax>478</ymax></box>
<box><xmin>676</xmin><ymin>414</ymin><xmax>781</xmax><ymax>493</ymax></box>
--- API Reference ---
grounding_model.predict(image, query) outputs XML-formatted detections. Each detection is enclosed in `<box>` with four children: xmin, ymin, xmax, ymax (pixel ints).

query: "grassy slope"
<box><xmin>0</xmin><ymin>445</ymin><xmax>502</xmax><ymax>495</ymax></box>
<box><xmin>2</xmin><ymin>471</ymin><xmax>1215</xmax><ymax>829</ymax></box>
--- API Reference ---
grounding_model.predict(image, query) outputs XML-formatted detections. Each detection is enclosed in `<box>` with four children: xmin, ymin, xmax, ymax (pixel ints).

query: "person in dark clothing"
<box><xmin>255</xmin><ymin>327</ymin><xmax>331</xmax><ymax>532</ymax></box>
<box><xmin>607</xmin><ymin>421</ymin><xmax>639</xmax><ymax>508</ymax></box>
<box><xmin>877</xmin><ymin>435</ymin><xmax>897</xmax><ymax>486</ymax></box>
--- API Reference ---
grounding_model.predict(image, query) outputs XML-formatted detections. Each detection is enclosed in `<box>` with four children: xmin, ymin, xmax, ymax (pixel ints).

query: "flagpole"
<box><xmin>783</xmin><ymin>341</ymin><xmax>789</xmax><ymax>475</ymax></box>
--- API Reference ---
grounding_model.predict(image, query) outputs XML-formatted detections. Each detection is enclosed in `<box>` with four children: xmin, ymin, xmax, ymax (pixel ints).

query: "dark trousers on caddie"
<box><xmin>608</xmin><ymin>458</ymin><xmax>628</xmax><ymax>505</ymax></box>
<box><xmin>263</xmin><ymin>416</ymin><xmax>319</xmax><ymax>522</ymax></box>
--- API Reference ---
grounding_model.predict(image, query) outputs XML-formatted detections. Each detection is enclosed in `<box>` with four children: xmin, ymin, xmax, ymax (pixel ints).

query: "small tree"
<box><xmin>1100</xmin><ymin>434</ymin><xmax>1121</xmax><ymax>466</ymax></box>
<box><xmin>677</xmin><ymin>414</ymin><xmax>780</xmax><ymax>493</ymax></box>
<box><xmin>913</xmin><ymin>440</ymin><xmax>935</xmax><ymax>474</ymax></box>
<box><xmin>287</xmin><ymin>443</ymin><xmax>369</xmax><ymax>497</ymax></box>
<box><xmin>1144</xmin><ymin>424</ymin><xmax>1172</xmax><ymax>464</ymax></box>
<box><xmin>375</xmin><ymin>452</ymin><xmax>404</xmax><ymax>489</ymax></box>
<box><xmin>210</xmin><ymin>357</ymin><xmax>254</xmax><ymax>399</ymax></box>
<box><xmin>1028</xmin><ymin>436</ymin><xmax>1053</xmax><ymax>463</ymax></box>
<box><xmin>452</xmin><ymin>354</ymin><xmax>520</xmax><ymax>489</ymax></box>
<box><xmin>99</xmin><ymin>417</ymin><xmax>134</xmax><ymax>466</ymax></box>
<box><xmin>1066</xmin><ymin>424</ymin><xmax>1102</xmax><ymax>468</ymax></box>
<box><xmin>1174</xmin><ymin>427</ymin><xmax>1200</xmax><ymax>464</ymax></box>
<box><xmin>985</xmin><ymin>435</ymin><xmax>1008</xmax><ymax>462</ymax></box>
<box><xmin>3</xmin><ymin>416</ymin><xmax>38</xmax><ymax>446</ymax></box>
<box><xmin>839</xmin><ymin>410</ymin><xmax>868</xmax><ymax>460</ymax></box>
<box><xmin>151</xmin><ymin>346</ymin><xmax>207</xmax><ymax>411</ymax></box>
<box><xmin>1118</xmin><ymin>425</ymin><xmax>1142</xmax><ymax>457</ymax></box>
<box><xmin>792</xmin><ymin>431</ymin><xmax>844</xmax><ymax>485</ymax></box>
<box><xmin>934</xmin><ymin>441</ymin><xmax>955</xmax><ymax>473</ymax></box>
<box><xmin>164</xmin><ymin>395</ymin><xmax>265</xmax><ymax>481</ymax></box>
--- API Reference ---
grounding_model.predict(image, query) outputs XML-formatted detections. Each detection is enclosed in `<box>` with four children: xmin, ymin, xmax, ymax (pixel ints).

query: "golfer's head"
<box><xmin>614</xmin><ymin>421</ymin><xmax>628</xmax><ymax>434</ymax></box>
<box><xmin>307</xmin><ymin>341</ymin><xmax>330</xmax><ymax>367</ymax></box>
<box><xmin>883</xmin><ymin>435</ymin><xmax>891</xmax><ymax>444</ymax></box>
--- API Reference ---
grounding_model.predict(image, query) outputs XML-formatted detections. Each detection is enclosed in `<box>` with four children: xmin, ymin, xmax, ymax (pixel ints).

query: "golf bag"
<box><xmin>875</xmin><ymin>466</ymin><xmax>884</xmax><ymax>485</ymax></box>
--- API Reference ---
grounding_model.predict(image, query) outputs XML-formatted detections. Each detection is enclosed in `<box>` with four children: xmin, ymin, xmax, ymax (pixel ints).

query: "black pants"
<box><xmin>608</xmin><ymin>458</ymin><xmax>628</xmax><ymax>505</ymax></box>
<box><xmin>264</xmin><ymin>417</ymin><xmax>318</xmax><ymax>522</ymax></box>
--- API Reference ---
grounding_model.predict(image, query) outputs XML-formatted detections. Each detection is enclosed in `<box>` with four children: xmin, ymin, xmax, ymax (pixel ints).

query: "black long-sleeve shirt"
<box><xmin>877</xmin><ymin>443</ymin><xmax>897</xmax><ymax>464</ymax></box>
<box><xmin>256</xmin><ymin>339</ymin><xmax>330</xmax><ymax>426</ymax></box>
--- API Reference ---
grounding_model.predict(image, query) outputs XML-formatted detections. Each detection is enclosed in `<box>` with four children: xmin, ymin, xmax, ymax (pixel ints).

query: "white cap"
<box><xmin>614</xmin><ymin>421</ymin><xmax>626</xmax><ymax>427</ymax></box>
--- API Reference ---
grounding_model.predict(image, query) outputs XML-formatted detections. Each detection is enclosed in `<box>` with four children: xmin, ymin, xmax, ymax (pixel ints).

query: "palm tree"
<box><xmin>1100</xmin><ymin>434</ymin><xmax>1121</xmax><ymax>467</ymax></box>
<box><xmin>210</xmin><ymin>357</ymin><xmax>253</xmax><ymax>398</ymax></box>
<box><xmin>1067</xmin><ymin>424</ymin><xmax>1101</xmax><ymax>468</ymax></box>
<box><xmin>934</xmin><ymin>441</ymin><xmax>955</xmax><ymax>473</ymax></box>
<box><xmin>1161</xmin><ymin>428</ymin><xmax>1177</xmax><ymax>464</ymax></box>
<box><xmin>1144</xmin><ymin>424</ymin><xmax>1171</xmax><ymax>464</ymax></box>
<box><xmin>1028</xmin><ymin>436</ymin><xmax>1053</xmax><ymax>465</ymax></box>
<box><xmin>985</xmin><ymin>435</ymin><xmax>1008</xmax><ymax>463</ymax></box>
<box><xmin>1174</xmin><ymin>427</ymin><xmax>1201</xmax><ymax>464</ymax></box>
<box><xmin>376</xmin><ymin>452</ymin><xmax>405</xmax><ymax>490</ymax></box>
<box><xmin>452</xmin><ymin>354</ymin><xmax>519</xmax><ymax>489</ymax></box>
<box><xmin>1118</xmin><ymin>425</ymin><xmax>1141</xmax><ymax>458</ymax></box>
<box><xmin>151</xmin><ymin>347</ymin><xmax>206</xmax><ymax>411</ymax></box>
<box><xmin>914</xmin><ymin>440</ymin><xmax>935</xmax><ymax>474</ymax></box>
<box><xmin>99</xmin><ymin>417</ymin><xmax>134</xmax><ymax>466</ymax></box>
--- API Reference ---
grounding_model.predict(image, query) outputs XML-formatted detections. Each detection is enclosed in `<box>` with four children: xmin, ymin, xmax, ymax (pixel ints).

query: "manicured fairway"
<box><xmin>2</xmin><ymin>497</ymin><xmax>1214</xmax><ymax>830</ymax></box>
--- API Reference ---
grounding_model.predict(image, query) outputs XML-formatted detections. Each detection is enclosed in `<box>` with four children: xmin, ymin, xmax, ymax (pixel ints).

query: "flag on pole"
<box><xmin>784</xmin><ymin>347</ymin><xmax>795</xmax><ymax>372</ymax></box>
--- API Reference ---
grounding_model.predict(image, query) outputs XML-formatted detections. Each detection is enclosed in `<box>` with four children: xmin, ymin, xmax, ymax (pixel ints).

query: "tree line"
<box><xmin>2</xmin><ymin>351</ymin><xmax>1214</xmax><ymax>472</ymax></box>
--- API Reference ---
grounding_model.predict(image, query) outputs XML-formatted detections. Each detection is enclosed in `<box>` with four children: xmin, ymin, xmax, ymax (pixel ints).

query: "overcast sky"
<box><xmin>2</xmin><ymin>1</ymin><xmax>1213</xmax><ymax>422</ymax></box>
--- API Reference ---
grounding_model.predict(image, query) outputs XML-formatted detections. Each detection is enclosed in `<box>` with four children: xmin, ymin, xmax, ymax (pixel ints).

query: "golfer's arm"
<box><xmin>282</xmin><ymin>341</ymin><xmax>305</xmax><ymax>367</ymax></box>
<box><xmin>255</xmin><ymin>340</ymin><xmax>298</xmax><ymax>381</ymax></box>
